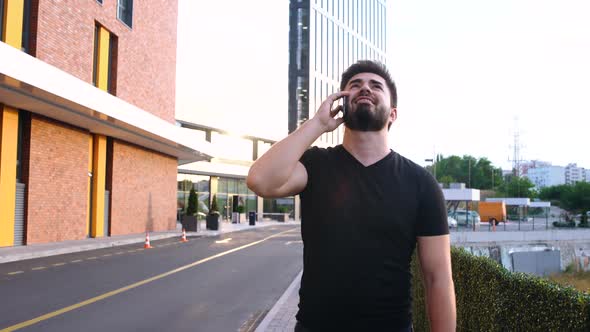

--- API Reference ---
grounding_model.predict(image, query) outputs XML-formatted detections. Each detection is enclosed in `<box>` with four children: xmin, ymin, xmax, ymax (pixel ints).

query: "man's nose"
<box><xmin>359</xmin><ymin>82</ymin><xmax>371</xmax><ymax>94</ymax></box>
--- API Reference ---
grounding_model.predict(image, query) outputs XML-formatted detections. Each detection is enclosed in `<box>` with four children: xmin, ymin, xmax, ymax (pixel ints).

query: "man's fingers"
<box><xmin>322</xmin><ymin>91</ymin><xmax>350</xmax><ymax>108</ymax></box>
<box><xmin>327</xmin><ymin>91</ymin><xmax>350</xmax><ymax>103</ymax></box>
<box><xmin>330</xmin><ymin>105</ymin><xmax>343</xmax><ymax>117</ymax></box>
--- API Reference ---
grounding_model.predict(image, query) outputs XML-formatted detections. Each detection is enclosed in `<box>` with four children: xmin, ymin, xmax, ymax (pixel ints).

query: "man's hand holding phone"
<box><xmin>313</xmin><ymin>91</ymin><xmax>350</xmax><ymax>133</ymax></box>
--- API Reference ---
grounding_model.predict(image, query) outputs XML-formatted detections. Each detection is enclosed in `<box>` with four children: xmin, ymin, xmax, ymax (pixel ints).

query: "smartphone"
<box><xmin>341</xmin><ymin>96</ymin><xmax>349</xmax><ymax>118</ymax></box>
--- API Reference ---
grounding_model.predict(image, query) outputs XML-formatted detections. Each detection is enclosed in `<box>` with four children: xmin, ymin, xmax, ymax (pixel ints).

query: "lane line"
<box><xmin>32</xmin><ymin>267</ymin><xmax>46</xmax><ymax>271</ymax></box>
<box><xmin>70</xmin><ymin>260</ymin><xmax>82</xmax><ymax>263</ymax></box>
<box><xmin>7</xmin><ymin>271</ymin><xmax>24</xmax><ymax>275</ymax></box>
<box><xmin>0</xmin><ymin>228</ymin><xmax>297</xmax><ymax>332</ymax></box>
<box><xmin>52</xmin><ymin>263</ymin><xmax>65</xmax><ymax>267</ymax></box>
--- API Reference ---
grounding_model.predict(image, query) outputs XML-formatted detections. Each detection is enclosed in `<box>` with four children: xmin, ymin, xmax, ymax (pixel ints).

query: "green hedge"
<box><xmin>412</xmin><ymin>247</ymin><xmax>590</xmax><ymax>331</ymax></box>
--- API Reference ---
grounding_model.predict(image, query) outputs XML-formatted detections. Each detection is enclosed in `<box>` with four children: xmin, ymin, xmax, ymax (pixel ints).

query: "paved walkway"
<box><xmin>255</xmin><ymin>270</ymin><xmax>302</xmax><ymax>332</ymax></box>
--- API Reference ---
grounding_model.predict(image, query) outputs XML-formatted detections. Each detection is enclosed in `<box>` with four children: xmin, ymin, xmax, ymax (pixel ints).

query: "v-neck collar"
<box><xmin>338</xmin><ymin>145</ymin><xmax>394</xmax><ymax>169</ymax></box>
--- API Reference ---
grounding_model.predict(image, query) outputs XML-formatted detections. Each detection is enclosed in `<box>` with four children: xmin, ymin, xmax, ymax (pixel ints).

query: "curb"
<box><xmin>255</xmin><ymin>269</ymin><xmax>302</xmax><ymax>332</ymax></box>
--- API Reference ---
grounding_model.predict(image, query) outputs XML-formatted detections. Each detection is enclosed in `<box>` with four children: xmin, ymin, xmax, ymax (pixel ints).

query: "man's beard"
<box><xmin>343</xmin><ymin>103</ymin><xmax>389</xmax><ymax>132</ymax></box>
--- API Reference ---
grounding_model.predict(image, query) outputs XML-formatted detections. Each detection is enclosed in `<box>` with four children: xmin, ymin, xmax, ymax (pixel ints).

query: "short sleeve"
<box><xmin>415</xmin><ymin>170</ymin><xmax>449</xmax><ymax>236</ymax></box>
<box><xmin>298</xmin><ymin>146</ymin><xmax>321</xmax><ymax>196</ymax></box>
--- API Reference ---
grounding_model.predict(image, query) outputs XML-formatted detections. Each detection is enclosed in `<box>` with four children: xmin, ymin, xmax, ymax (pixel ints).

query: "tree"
<box><xmin>210</xmin><ymin>194</ymin><xmax>220</xmax><ymax>214</ymax></box>
<box><xmin>539</xmin><ymin>184</ymin><xmax>572</xmax><ymax>204</ymax></box>
<box><xmin>438</xmin><ymin>175</ymin><xmax>455</xmax><ymax>187</ymax></box>
<box><xmin>426</xmin><ymin>154</ymin><xmax>504</xmax><ymax>189</ymax></box>
<box><xmin>538</xmin><ymin>183</ymin><xmax>590</xmax><ymax>212</ymax></box>
<box><xmin>186</xmin><ymin>188</ymin><xmax>198</xmax><ymax>216</ymax></box>
<box><xmin>497</xmin><ymin>176</ymin><xmax>536</xmax><ymax>198</ymax></box>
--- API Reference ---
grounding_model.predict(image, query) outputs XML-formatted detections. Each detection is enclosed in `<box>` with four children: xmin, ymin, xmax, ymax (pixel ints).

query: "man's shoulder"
<box><xmin>390</xmin><ymin>151</ymin><xmax>430</xmax><ymax>176</ymax></box>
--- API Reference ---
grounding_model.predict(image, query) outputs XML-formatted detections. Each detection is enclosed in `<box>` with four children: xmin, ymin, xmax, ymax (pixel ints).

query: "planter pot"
<box><xmin>206</xmin><ymin>213</ymin><xmax>219</xmax><ymax>230</ymax></box>
<box><xmin>181</xmin><ymin>215</ymin><xmax>198</xmax><ymax>232</ymax></box>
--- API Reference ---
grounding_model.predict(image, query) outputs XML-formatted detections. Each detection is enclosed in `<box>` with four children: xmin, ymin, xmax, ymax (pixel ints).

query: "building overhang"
<box><xmin>442</xmin><ymin>188</ymin><xmax>481</xmax><ymax>201</ymax></box>
<box><xmin>0</xmin><ymin>42</ymin><xmax>213</xmax><ymax>165</ymax></box>
<box><xmin>486</xmin><ymin>197</ymin><xmax>531</xmax><ymax>206</ymax></box>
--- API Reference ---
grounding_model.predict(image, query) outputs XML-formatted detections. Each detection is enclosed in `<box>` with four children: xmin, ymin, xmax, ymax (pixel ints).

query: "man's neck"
<box><xmin>342</xmin><ymin>128</ymin><xmax>391</xmax><ymax>167</ymax></box>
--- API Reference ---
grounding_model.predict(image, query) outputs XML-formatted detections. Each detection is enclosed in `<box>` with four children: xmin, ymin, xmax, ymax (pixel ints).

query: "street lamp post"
<box><xmin>425</xmin><ymin>158</ymin><xmax>436</xmax><ymax>181</ymax></box>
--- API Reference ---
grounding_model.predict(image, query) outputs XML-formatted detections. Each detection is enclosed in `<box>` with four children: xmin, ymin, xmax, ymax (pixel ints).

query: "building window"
<box><xmin>96</xmin><ymin>0</ymin><xmax>103</xmax><ymax>4</ymax></box>
<box><xmin>117</xmin><ymin>0</ymin><xmax>133</xmax><ymax>28</ymax></box>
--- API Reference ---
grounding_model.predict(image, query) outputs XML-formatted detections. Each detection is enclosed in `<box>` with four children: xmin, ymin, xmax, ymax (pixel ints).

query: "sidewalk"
<box><xmin>255</xmin><ymin>270</ymin><xmax>302</xmax><ymax>332</ymax></box>
<box><xmin>0</xmin><ymin>219</ymin><xmax>300</xmax><ymax>264</ymax></box>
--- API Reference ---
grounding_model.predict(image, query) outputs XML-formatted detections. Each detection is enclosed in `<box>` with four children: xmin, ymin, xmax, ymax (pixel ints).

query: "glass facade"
<box><xmin>177</xmin><ymin>123</ymin><xmax>298</xmax><ymax>223</ymax></box>
<box><xmin>177</xmin><ymin>174</ymin><xmax>210</xmax><ymax>220</ymax></box>
<box><xmin>264</xmin><ymin>197</ymin><xmax>295</xmax><ymax>218</ymax></box>
<box><xmin>177</xmin><ymin>173</ymin><xmax>257</xmax><ymax>222</ymax></box>
<box><xmin>215</xmin><ymin>176</ymin><xmax>257</xmax><ymax>220</ymax></box>
<box><xmin>288</xmin><ymin>0</ymin><xmax>388</xmax><ymax>145</ymax></box>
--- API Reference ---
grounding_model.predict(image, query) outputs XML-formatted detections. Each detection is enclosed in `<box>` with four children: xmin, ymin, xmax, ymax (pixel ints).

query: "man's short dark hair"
<box><xmin>340</xmin><ymin>60</ymin><xmax>397</xmax><ymax>107</ymax></box>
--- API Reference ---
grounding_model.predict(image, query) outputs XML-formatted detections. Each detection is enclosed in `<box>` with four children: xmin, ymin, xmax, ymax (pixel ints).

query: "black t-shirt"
<box><xmin>296</xmin><ymin>145</ymin><xmax>448</xmax><ymax>331</ymax></box>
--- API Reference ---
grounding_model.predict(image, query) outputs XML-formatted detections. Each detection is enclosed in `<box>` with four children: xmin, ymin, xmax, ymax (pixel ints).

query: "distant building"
<box><xmin>520</xmin><ymin>160</ymin><xmax>552</xmax><ymax>176</ymax></box>
<box><xmin>176</xmin><ymin>1</ymin><xmax>391</xmax><ymax>222</ymax></box>
<box><xmin>526</xmin><ymin>166</ymin><xmax>566</xmax><ymax>189</ymax></box>
<box><xmin>565</xmin><ymin>163</ymin><xmax>586</xmax><ymax>185</ymax></box>
<box><xmin>288</xmin><ymin>0</ymin><xmax>389</xmax><ymax>145</ymax></box>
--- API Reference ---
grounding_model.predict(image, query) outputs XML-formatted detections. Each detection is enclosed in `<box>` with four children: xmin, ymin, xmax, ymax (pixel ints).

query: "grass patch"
<box><xmin>548</xmin><ymin>269</ymin><xmax>590</xmax><ymax>293</ymax></box>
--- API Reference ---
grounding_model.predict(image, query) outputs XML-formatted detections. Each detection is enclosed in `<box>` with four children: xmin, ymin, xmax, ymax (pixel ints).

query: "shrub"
<box><xmin>186</xmin><ymin>188</ymin><xmax>198</xmax><ymax>216</ymax></box>
<box><xmin>412</xmin><ymin>247</ymin><xmax>590</xmax><ymax>331</ymax></box>
<box><xmin>209</xmin><ymin>194</ymin><xmax>219</xmax><ymax>215</ymax></box>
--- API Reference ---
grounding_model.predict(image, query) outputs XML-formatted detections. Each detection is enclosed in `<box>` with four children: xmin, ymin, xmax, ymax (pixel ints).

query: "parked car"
<box><xmin>447</xmin><ymin>216</ymin><xmax>458</xmax><ymax>228</ymax></box>
<box><xmin>448</xmin><ymin>209</ymin><xmax>481</xmax><ymax>226</ymax></box>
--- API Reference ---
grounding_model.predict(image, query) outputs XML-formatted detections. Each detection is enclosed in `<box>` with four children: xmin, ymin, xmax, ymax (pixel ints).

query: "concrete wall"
<box><xmin>452</xmin><ymin>230</ymin><xmax>590</xmax><ymax>273</ymax></box>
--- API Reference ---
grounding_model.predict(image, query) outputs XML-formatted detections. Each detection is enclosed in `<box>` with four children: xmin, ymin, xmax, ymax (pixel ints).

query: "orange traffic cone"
<box><xmin>180</xmin><ymin>228</ymin><xmax>188</xmax><ymax>242</ymax></box>
<box><xmin>144</xmin><ymin>232</ymin><xmax>153</xmax><ymax>249</ymax></box>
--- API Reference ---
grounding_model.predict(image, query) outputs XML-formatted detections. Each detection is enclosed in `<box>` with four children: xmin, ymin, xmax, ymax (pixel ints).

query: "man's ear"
<box><xmin>390</xmin><ymin>107</ymin><xmax>398</xmax><ymax>123</ymax></box>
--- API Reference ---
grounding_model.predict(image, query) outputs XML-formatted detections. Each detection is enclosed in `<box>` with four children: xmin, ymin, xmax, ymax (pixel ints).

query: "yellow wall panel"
<box><xmin>96</xmin><ymin>27</ymin><xmax>110</xmax><ymax>91</ymax></box>
<box><xmin>87</xmin><ymin>135</ymin><xmax>93</xmax><ymax>235</ymax></box>
<box><xmin>0</xmin><ymin>106</ymin><xmax>19</xmax><ymax>247</ymax></box>
<box><xmin>91</xmin><ymin>134</ymin><xmax>106</xmax><ymax>237</ymax></box>
<box><xmin>3</xmin><ymin>0</ymin><xmax>24</xmax><ymax>48</ymax></box>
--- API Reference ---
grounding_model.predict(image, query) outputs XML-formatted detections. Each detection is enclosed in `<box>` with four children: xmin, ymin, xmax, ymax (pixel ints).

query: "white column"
<box><xmin>295</xmin><ymin>195</ymin><xmax>301</xmax><ymax>221</ymax></box>
<box><xmin>257</xmin><ymin>196</ymin><xmax>264</xmax><ymax>221</ymax></box>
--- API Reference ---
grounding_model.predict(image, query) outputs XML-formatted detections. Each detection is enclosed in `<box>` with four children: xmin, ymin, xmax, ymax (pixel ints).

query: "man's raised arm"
<box><xmin>246</xmin><ymin>92</ymin><xmax>348</xmax><ymax>198</ymax></box>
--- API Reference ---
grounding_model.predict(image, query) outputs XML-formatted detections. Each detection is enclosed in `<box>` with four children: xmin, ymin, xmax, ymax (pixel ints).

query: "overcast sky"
<box><xmin>177</xmin><ymin>0</ymin><xmax>590</xmax><ymax>170</ymax></box>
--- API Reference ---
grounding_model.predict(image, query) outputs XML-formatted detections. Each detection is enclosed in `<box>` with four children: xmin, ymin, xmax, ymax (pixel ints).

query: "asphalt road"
<box><xmin>0</xmin><ymin>225</ymin><xmax>303</xmax><ymax>332</ymax></box>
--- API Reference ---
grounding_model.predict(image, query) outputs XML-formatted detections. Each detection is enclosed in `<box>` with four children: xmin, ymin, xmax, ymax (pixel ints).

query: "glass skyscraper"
<box><xmin>288</xmin><ymin>0</ymin><xmax>388</xmax><ymax>145</ymax></box>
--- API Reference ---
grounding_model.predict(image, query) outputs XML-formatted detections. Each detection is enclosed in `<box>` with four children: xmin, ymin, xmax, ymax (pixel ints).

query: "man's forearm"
<box><xmin>424</xmin><ymin>277</ymin><xmax>456</xmax><ymax>332</ymax></box>
<box><xmin>247</xmin><ymin>117</ymin><xmax>324</xmax><ymax>195</ymax></box>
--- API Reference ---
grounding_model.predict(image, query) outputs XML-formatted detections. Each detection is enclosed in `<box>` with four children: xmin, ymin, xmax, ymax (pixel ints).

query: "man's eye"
<box><xmin>374</xmin><ymin>85</ymin><xmax>383</xmax><ymax>90</ymax></box>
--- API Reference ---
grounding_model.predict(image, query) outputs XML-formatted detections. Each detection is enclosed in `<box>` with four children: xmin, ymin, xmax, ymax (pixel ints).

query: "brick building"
<box><xmin>0</xmin><ymin>0</ymin><xmax>210</xmax><ymax>247</ymax></box>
